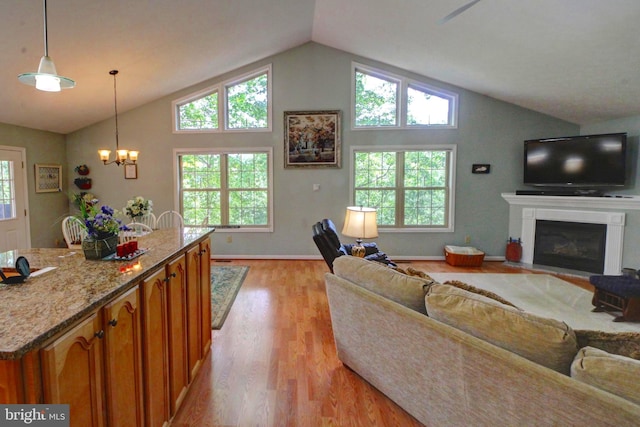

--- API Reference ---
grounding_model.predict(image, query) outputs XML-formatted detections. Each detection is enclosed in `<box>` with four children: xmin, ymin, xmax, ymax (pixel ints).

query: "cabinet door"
<box><xmin>42</xmin><ymin>311</ymin><xmax>106</xmax><ymax>427</ymax></box>
<box><xmin>200</xmin><ymin>238</ymin><xmax>212</xmax><ymax>355</ymax></box>
<box><xmin>103</xmin><ymin>286</ymin><xmax>144</xmax><ymax>427</ymax></box>
<box><xmin>167</xmin><ymin>256</ymin><xmax>188</xmax><ymax>416</ymax></box>
<box><xmin>141</xmin><ymin>268</ymin><xmax>170</xmax><ymax>427</ymax></box>
<box><xmin>186</xmin><ymin>246</ymin><xmax>202</xmax><ymax>381</ymax></box>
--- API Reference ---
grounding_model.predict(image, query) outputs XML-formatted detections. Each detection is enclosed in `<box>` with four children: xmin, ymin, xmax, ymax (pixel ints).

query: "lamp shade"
<box><xmin>342</xmin><ymin>206</ymin><xmax>378</xmax><ymax>239</ymax></box>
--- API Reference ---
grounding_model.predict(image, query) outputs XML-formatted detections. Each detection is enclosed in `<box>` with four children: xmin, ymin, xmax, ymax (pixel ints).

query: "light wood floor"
<box><xmin>171</xmin><ymin>259</ymin><xmax>592</xmax><ymax>426</ymax></box>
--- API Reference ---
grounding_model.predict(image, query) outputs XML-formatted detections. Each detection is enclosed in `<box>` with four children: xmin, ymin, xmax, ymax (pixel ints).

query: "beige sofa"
<box><xmin>325</xmin><ymin>256</ymin><xmax>640</xmax><ymax>426</ymax></box>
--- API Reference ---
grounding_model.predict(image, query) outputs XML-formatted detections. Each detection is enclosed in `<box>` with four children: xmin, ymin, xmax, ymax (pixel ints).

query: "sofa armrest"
<box><xmin>325</xmin><ymin>273</ymin><xmax>640</xmax><ymax>426</ymax></box>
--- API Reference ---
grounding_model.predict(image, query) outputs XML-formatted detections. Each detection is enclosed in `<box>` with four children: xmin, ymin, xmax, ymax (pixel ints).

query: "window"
<box><xmin>173</xmin><ymin>65</ymin><xmax>272</xmax><ymax>133</ymax></box>
<box><xmin>177</xmin><ymin>91</ymin><xmax>219</xmax><ymax>130</ymax></box>
<box><xmin>225</xmin><ymin>72</ymin><xmax>269</xmax><ymax>130</ymax></box>
<box><xmin>354</xmin><ymin>70</ymin><xmax>399</xmax><ymax>127</ymax></box>
<box><xmin>0</xmin><ymin>160</ymin><xmax>15</xmax><ymax>220</ymax></box>
<box><xmin>352</xmin><ymin>63</ymin><xmax>458</xmax><ymax>129</ymax></box>
<box><xmin>178</xmin><ymin>149</ymin><xmax>272</xmax><ymax>231</ymax></box>
<box><xmin>351</xmin><ymin>146</ymin><xmax>456</xmax><ymax>231</ymax></box>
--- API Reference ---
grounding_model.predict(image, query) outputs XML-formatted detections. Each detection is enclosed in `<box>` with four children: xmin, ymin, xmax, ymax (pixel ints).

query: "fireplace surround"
<box><xmin>521</xmin><ymin>208</ymin><xmax>624</xmax><ymax>274</ymax></box>
<box><xmin>533</xmin><ymin>220</ymin><xmax>607</xmax><ymax>274</ymax></box>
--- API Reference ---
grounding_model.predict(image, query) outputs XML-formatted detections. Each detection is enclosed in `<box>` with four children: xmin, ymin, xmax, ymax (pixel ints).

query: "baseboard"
<box><xmin>210</xmin><ymin>254</ymin><xmax>506</xmax><ymax>262</ymax></box>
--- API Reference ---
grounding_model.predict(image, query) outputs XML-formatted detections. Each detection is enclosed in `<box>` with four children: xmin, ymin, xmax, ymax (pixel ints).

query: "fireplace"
<box><xmin>519</xmin><ymin>208</ymin><xmax>625</xmax><ymax>275</ymax></box>
<box><xmin>533</xmin><ymin>220</ymin><xmax>607</xmax><ymax>274</ymax></box>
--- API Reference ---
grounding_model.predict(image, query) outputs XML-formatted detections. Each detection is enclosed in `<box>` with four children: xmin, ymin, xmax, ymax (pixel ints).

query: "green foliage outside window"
<box><xmin>180</xmin><ymin>153</ymin><xmax>269</xmax><ymax>227</ymax></box>
<box><xmin>354</xmin><ymin>71</ymin><xmax>397</xmax><ymax>127</ymax></box>
<box><xmin>179</xmin><ymin>92</ymin><xmax>218</xmax><ymax>130</ymax></box>
<box><xmin>226</xmin><ymin>74</ymin><xmax>268</xmax><ymax>129</ymax></box>
<box><xmin>354</xmin><ymin>150</ymin><xmax>450</xmax><ymax>227</ymax></box>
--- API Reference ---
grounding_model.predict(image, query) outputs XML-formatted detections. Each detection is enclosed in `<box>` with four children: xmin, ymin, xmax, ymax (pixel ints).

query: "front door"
<box><xmin>0</xmin><ymin>147</ymin><xmax>29</xmax><ymax>251</ymax></box>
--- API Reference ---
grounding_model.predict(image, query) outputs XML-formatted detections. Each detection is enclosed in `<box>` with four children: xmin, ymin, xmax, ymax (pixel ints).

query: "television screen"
<box><xmin>523</xmin><ymin>133</ymin><xmax>627</xmax><ymax>187</ymax></box>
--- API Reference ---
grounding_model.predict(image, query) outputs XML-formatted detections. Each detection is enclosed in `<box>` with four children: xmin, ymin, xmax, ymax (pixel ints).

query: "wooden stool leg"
<box><xmin>621</xmin><ymin>297</ymin><xmax>640</xmax><ymax>322</ymax></box>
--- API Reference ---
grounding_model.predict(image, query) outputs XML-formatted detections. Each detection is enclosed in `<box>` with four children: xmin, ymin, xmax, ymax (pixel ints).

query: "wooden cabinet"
<box><xmin>166</xmin><ymin>256</ymin><xmax>188</xmax><ymax>416</ymax></box>
<box><xmin>200</xmin><ymin>238</ymin><xmax>212</xmax><ymax>356</ymax></box>
<box><xmin>103</xmin><ymin>286</ymin><xmax>144</xmax><ymax>427</ymax></box>
<box><xmin>186</xmin><ymin>246</ymin><xmax>202</xmax><ymax>382</ymax></box>
<box><xmin>41</xmin><ymin>311</ymin><xmax>106</xmax><ymax>427</ymax></box>
<box><xmin>0</xmin><ymin>233</ymin><xmax>212</xmax><ymax>427</ymax></box>
<box><xmin>141</xmin><ymin>268</ymin><xmax>170</xmax><ymax>427</ymax></box>
<box><xmin>185</xmin><ymin>237</ymin><xmax>212</xmax><ymax>382</ymax></box>
<box><xmin>141</xmin><ymin>254</ymin><xmax>191</xmax><ymax>426</ymax></box>
<box><xmin>41</xmin><ymin>286</ymin><xmax>144</xmax><ymax>427</ymax></box>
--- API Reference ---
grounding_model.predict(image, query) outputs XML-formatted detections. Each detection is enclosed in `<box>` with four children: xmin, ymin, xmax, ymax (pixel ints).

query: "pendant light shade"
<box><xmin>18</xmin><ymin>0</ymin><xmax>75</xmax><ymax>92</ymax></box>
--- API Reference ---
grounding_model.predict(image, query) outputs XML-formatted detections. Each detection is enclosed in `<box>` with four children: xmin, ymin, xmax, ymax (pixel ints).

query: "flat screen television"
<box><xmin>523</xmin><ymin>132</ymin><xmax>627</xmax><ymax>188</ymax></box>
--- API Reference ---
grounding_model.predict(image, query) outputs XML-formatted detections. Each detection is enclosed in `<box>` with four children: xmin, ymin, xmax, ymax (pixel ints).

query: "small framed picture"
<box><xmin>124</xmin><ymin>164</ymin><xmax>138</xmax><ymax>179</ymax></box>
<box><xmin>35</xmin><ymin>164</ymin><xmax>62</xmax><ymax>193</ymax></box>
<box><xmin>472</xmin><ymin>164</ymin><xmax>491</xmax><ymax>174</ymax></box>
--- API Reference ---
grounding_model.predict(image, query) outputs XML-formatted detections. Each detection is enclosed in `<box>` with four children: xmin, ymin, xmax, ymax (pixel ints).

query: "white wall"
<box><xmin>66</xmin><ymin>42</ymin><xmax>579</xmax><ymax>258</ymax></box>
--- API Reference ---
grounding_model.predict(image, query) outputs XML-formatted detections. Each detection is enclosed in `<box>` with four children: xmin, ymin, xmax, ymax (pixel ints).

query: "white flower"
<box><xmin>124</xmin><ymin>196</ymin><xmax>153</xmax><ymax>219</ymax></box>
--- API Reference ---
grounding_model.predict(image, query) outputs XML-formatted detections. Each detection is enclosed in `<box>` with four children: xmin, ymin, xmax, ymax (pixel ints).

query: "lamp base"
<box><xmin>350</xmin><ymin>240</ymin><xmax>366</xmax><ymax>258</ymax></box>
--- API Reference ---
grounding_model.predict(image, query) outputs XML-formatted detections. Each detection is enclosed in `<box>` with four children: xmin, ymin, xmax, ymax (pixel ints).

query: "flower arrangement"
<box><xmin>77</xmin><ymin>196</ymin><xmax>126</xmax><ymax>239</ymax></box>
<box><xmin>124</xmin><ymin>196</ymin><xmax>153</xmax><ymax>220</ymax></box>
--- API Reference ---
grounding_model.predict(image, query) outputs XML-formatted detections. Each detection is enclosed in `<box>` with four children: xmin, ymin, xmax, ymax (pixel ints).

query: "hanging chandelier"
<box><xmin>18</xmin><ymin>0</ymin><xmax>75</xmax><ymax>92</ymax></box>
<box><xmin>98</xmin><ymin>70</ymin><xmax>139</xmax><ymax>166</ymax></box>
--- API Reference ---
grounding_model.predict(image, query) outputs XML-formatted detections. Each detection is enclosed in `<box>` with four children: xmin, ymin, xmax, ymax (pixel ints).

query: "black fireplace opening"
<box><xmin>533</xmin><ymin>220</ymin><xmax>607</xmax><ymax>274</ymax></box>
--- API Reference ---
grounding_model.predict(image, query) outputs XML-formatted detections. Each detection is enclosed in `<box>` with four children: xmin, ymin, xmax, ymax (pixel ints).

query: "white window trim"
<box><xmin>351</xmin><ymin>62</ymin><xmax>458</xmax><ymax>131</ymax></box>
<box><xmin>173</xmin><ymin>147</ymin><xmax>274</xmax><ymax>232</ymax></box>
<box><xmin>223</xmin><ymin>64</ymin><xmax>272</xmax><ymax>132</ymax></box>
<box><xmin>172</xmin><ymin>64</ymin><xmax>272</xmax><ymax>134</ymax></box>
<box><xmin>352</xmin><ymin>63</ymin><xmax>402</xmax><ymax>130</ymax></box>
<box><xmin>405</xmin><ymin>79</ymin><xmax>459</xmax><ymax>129</ymax></box>
<box><xmin>172</xmin><ymin>86</ymin><xmax>221</xmax><ymax>134</ymax></box>
<box><xmin>348</xmin><ymin>144</ymin><xmax>456</xmax><ymax>232</ymax></box>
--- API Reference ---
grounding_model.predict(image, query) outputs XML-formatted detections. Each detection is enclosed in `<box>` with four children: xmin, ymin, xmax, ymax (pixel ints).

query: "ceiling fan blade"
<box><xmin>439</xmin><ymin>0</ymin><xmax>482</xmax><ymax>24</ymax></box>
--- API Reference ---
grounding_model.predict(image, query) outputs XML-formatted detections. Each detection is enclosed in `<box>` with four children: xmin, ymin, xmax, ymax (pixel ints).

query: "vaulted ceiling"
<box><xmin>3</xmin><ymin>0</ymin><xmax>640</xmax><ymax>134</ymax></box>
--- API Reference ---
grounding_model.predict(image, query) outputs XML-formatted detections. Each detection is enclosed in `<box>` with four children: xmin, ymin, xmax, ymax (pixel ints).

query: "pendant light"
<box><xmin>98</xmin><ymin>70</ymin><xmax>139</xmax><ymax>166</ymax></box>
<box><xmin>18</xmin><ymin>0</ymin><xmax>75</xmax><ymax>92</ymax></box>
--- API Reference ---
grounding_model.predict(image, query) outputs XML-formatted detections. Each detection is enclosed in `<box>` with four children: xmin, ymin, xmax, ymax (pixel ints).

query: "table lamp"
<box><xmin>342</xmin><ymin>206</ymin><xmax>378</xmax><ymax>257</ymax></box>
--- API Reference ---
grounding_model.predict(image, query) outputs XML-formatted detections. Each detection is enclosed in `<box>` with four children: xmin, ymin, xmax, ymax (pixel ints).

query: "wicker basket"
<box><xmin>444</xmin><ymin>245</ymin><xmax>485</xmax><ymax>267</ymax></box>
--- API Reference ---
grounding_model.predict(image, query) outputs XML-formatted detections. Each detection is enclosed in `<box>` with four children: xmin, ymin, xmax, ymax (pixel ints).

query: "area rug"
<box><xmin>211</xmin><ymin>265</ymin><xmax>249</xmax><ymax>329</ymax></box>
<box><xmin>427</xmin><ymin>273</ymin><xmax>640</xmax><ymax>334</ymax></box>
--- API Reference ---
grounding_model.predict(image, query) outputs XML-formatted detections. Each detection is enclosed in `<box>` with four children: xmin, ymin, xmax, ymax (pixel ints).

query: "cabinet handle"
<box><xmin>95</xmin><ymin>330</ymin><xmax>105</xmax><ymax>339</ymax></box>
<box><xmin>109</xmin><ymin>319</ymin><xmax>118</xmax><ymax>327</ymax></box>
<box><xmin>163</xmin><ymin>277</ymin><xmax>170</xmax><ymax>283</ymax></box>
<box><xmin>171</xmin><ymin>272</ymin><xmax>177</xmax><ymax>278</ymax></box>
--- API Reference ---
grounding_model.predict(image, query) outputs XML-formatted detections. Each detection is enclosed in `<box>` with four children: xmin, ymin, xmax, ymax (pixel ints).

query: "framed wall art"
<box><xmin>35</xmin><ymin>164</ymin><xmax>62</xmax><ymax>193</ymax></box>
<box><xmin>124</xmin><ymin>164</ymin><xmax>138</xmax><ymax>179</ymax></box>
<box><xmin>284</xmin><ymin>110</ymin><xmax>341</xmax><ymax>168</ymax></box>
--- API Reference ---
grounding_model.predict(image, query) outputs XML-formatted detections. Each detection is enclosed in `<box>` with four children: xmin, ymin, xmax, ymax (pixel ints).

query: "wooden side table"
<box><xmin>589</xmin><ymin>275</ymin><xmax>640</xmax><ymax>322</ymax></box>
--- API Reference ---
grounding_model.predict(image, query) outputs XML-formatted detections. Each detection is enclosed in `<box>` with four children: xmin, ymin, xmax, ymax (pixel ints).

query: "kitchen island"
<box><xmin>0</xmin><ymin>227</ymin><xmax>214</xmax><ymax>427</ymax></box>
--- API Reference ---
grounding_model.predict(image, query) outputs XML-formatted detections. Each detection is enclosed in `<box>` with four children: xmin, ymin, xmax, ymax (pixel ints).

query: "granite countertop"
<box><xmin>0</xmin><ymin>227</ymin><xmax>214</xmax><ymax>360</ymax></box>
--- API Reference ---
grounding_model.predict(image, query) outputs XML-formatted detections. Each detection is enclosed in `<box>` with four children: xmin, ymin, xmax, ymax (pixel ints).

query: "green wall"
<box><xmin>32</xmin><ymin>42</ymin><xmax>580</xmax><ymax>256</ymax></box>
<box><xmin>0</xmin><ymin>122</ymin><xmax>68</xmax><ymax>248</ymax></box>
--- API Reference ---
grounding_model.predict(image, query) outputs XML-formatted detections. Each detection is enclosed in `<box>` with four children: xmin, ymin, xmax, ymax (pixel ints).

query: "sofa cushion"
<box><xmin>425</xmin><ymin>284</ymin><xmax>578</xmax><ymax>374</ymax></box>
<box><xmin>571</xmin><ymin>346</ymin><xmax>640</xmax><ymax>405</ymax></box>
<box><xmin>442</xmin><ymin>279</ymin><xmax>518</xmax><ymax>308</ymax></box>
<box><xmin>575</xmin><ymin>330</ymin><xmax>640</xmax><ymax>360</ymax></box>
<box><xmin>332</xmin><ymin>256</ymin><xmax>430</xmax><ymax>314</ymax></box>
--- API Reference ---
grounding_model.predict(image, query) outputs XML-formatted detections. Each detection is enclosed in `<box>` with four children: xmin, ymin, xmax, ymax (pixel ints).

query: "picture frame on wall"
<box><xmin>124</xmin><ymin>164</ymin><xmax>138</xmax><ymax>179</ymax></box>
<box><xmin>34</xmin><ymin>164</ymin><xmax>62</xmax><ymax>193</ymax></box>
<box><xmin>284</xmin><ymin>110</ymin><xmax>341</xmax><ymax>168</ymax></box>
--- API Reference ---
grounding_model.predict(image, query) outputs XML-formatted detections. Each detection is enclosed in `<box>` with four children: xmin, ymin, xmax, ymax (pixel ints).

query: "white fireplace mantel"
<box><xmin>502</xmin><ymin>193</ymin><xmax>631</xmax><ymax>275</ymax></box>
<box><xmin>501</xmin><ymin>193</ymin><xmax>640</xmax><ymax>210</ymax></box>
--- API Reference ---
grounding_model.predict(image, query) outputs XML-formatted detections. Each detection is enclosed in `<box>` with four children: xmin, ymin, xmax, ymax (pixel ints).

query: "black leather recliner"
<box><xmin>312</xmin><ymin>218</ymin><xmax>395</xmax><ymax>272</ymax></box>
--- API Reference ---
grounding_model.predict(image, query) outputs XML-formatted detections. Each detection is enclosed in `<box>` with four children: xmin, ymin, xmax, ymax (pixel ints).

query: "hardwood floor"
<box><xmin>171</xmin><ymin>259</ymin><xmax>592</xmax><ymax>426</ymax></box>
